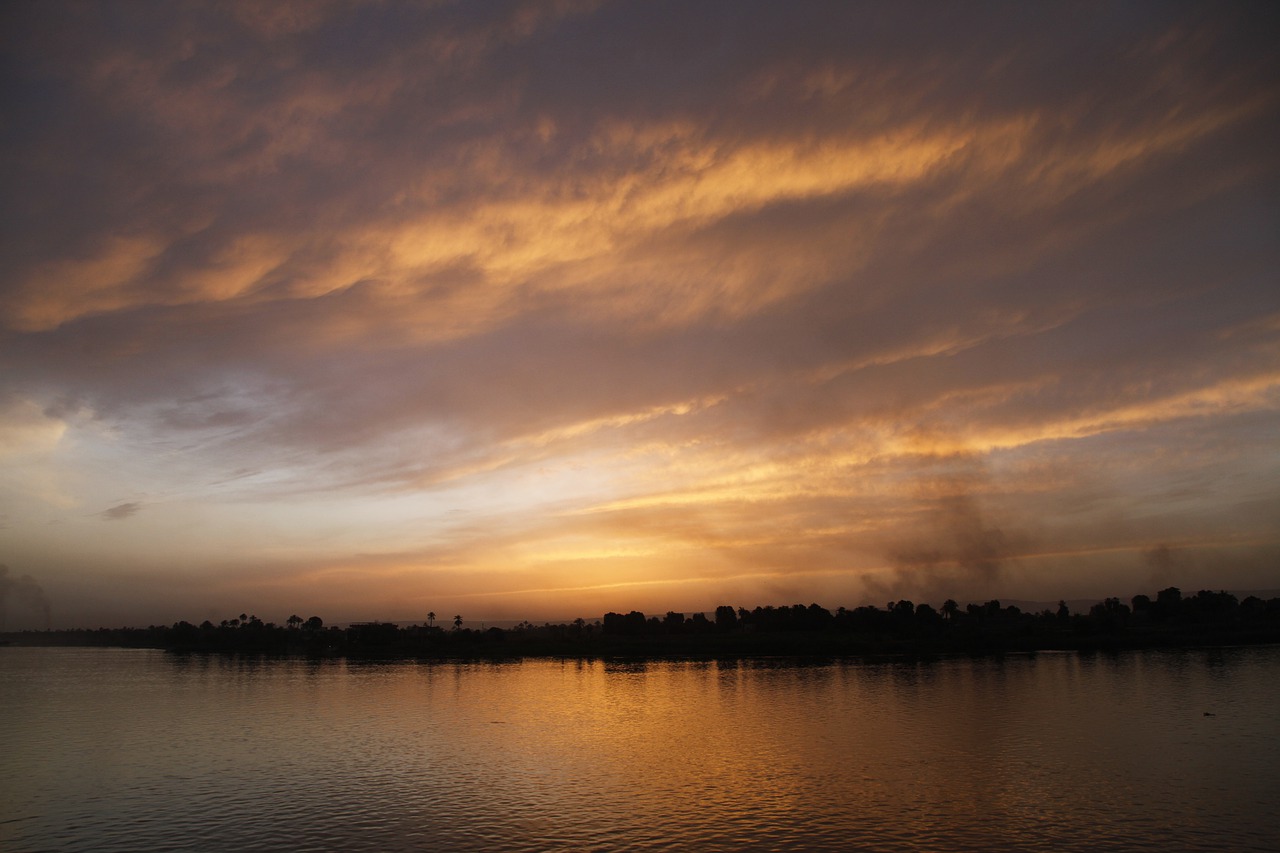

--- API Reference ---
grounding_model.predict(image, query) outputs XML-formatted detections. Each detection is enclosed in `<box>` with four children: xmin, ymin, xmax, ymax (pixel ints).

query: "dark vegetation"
<box><xmin>4</xmin><ymin>588</ymin><xmax>1279</xmax><ymax>660</ymax></box>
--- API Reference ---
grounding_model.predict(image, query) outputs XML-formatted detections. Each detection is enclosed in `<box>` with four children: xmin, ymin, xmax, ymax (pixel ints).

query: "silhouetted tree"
<box><xmin>806</xmin><ymin>603</ymin><xmax>833</xmax><ymax>628</ymax></box>
<box><xmin>1154</xmin><ymin>587</ymin><xmax>1182</xmax><ymax>622</ymax></box>
<box><xmin>1240</xmin><ymin>596</ymin><xmax>1266</xmax><ymax>620</ymax></box>
<box><xmin>1089</xmin><ymin>597</ymin><xmax>1130</xmax><ymax>631</ymax></box>
<box><xmin>453</xmin><ymin>614</ymin><xmax>463</xmax><ymax>630</ymax></box>
<box><xmin>602</xmin><ymin>611</ymin><xmax>649</xmax><ymax>636</ymax></box>
<box><xmin>427</xmin><ymin>611</ymin><xmax>435</xmax><ymax>628</ymax></box>
<box><xmin>287</xmin><ymin>614</ymin><xmax>303</xmax><ymax>629</ymax></box>
<box><xmin>1192</xmin><ymin>589</ymin><xmax>1237</xmax><ymax>621</ymax></box>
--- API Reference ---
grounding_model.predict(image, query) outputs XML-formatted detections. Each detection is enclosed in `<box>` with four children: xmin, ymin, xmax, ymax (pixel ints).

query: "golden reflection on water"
<box><xmin>294</xmin><ymin>654</ymin><xmax>1279</xmax><ymax>850</ymax></box>
<box><xmin>3</xmin><ymin>649</ymin><xmax>1279</xmax><ymax>852</ymax></box>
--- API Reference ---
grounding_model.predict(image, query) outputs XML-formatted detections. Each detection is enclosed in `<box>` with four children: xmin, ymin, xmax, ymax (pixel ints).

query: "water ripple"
<box><xmin>2</xmin><ymin>648</ymin><xmax>1279</xmax><ymax>851</ymax></box>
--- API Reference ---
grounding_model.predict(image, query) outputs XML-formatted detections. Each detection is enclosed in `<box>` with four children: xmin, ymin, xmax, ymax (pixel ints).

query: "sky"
<box><xmin>1</xmin><ymin>1</ymin><xmax>1278</xmax><ymax>630</ymax></box>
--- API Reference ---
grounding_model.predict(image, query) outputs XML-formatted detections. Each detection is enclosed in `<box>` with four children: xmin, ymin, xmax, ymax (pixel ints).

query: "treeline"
<box><xmin>5</xmin><ymin>587</ymin><xmax>1280</xmax><ymax>659</ymax></box>
<box><xmin>597</xmin><ymin>587</ymin><xmax>1280</xmax><ymax>654</ymax></box>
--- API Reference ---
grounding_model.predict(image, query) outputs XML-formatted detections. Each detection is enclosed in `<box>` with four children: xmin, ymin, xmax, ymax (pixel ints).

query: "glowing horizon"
<box><xmin>2</xmin><ymin>1</ymin><xmax>1278</xmax><ymax>629</ymax></box>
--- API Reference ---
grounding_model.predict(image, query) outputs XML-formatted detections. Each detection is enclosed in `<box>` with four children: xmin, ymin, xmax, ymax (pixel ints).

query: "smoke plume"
<box><xmin>869</xmin><ymin>474</ymin><xmax>1020</xmax><ymax>605</ymax></box>
<box><xmin>0</xmin><ymin>564</ymin><xmax>52</xmax><ymax>630</ymax></box>
<box><xmin>1143</xmin><ymin>543</ymin><xmax>1191</xmax><ymax>587</ymax></box>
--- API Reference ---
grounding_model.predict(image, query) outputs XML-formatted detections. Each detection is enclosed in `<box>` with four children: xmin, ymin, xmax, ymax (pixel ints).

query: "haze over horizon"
<box><xmin>2</xmin><ymin>1</ymin><xmax>1278</xmax><ymax>630</ymax></box>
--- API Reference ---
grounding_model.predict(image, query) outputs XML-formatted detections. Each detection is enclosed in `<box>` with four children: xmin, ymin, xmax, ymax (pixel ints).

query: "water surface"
<box><xmin>2</xmin><ymin>647</ymin><xmax>1277</xmax><ymax>851</ymax></box>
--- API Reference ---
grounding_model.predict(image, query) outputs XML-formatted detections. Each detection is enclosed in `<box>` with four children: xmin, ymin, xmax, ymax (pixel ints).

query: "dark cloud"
<box><xmin>101</xmin><ymin>502</ymin><xmax>142</xmax><ymax>521</ymax></box>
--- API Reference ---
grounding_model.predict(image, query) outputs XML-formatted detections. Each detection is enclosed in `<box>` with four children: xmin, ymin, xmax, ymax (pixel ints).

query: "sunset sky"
<box><xmin>2</xmin><ymin>1</ymin><xmax>1278</xmax><ymax>629</ymax></box>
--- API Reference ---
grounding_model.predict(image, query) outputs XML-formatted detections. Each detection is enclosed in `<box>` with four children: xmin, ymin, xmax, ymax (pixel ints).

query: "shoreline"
<box><xmin>5</xmin><ymin>624</ymin><xmax>1279</xmax><ymax>663</ymax></box>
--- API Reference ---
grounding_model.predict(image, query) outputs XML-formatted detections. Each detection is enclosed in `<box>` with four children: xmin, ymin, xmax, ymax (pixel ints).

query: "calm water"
<box><xmin>2</xmin><ymin>647</ymin><xmax>1278</xmax><ymax>852</ymax></box>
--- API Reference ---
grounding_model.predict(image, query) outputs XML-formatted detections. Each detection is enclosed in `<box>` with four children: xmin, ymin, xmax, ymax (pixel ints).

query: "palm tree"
<box><xmin>287</xmin><ymin>614</ymin><xmax>303</xmax><ymax>629</ymax></box>
<box><xmin>453</xmin><ymin>614</ymin><xmax>463</xmax><ymax>630</ymax></box>
<box><xmin>427</xmin><ymin>611</ymin><xmax>436</xmax><ymax>628</ymax></box>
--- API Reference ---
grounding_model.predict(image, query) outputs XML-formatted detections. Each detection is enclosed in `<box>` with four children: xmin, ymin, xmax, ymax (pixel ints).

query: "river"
<box><xmin>2</xmin><ymin>646</ymin><xmax>1278</xmax><ymax>851</ymax></box>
